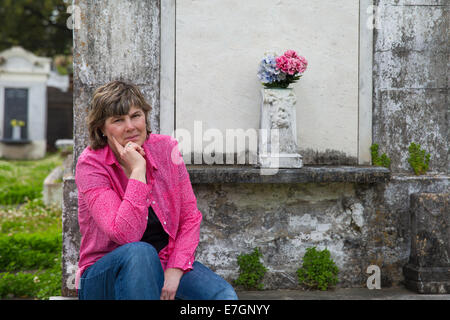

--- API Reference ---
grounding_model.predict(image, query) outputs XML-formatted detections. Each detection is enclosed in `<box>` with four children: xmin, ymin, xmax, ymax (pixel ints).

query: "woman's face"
<box><xmin>102</xmin><ymin>106</ymin><xmax>147</xmax><ymax>147</ymax></box>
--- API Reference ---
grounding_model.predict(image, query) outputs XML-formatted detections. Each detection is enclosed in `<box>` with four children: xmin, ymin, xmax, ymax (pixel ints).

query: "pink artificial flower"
<box><xmin>276</xmin><ymin>50</ymin><xmax>308</xmax><ymax>76</ymax></box>
<box><xmin>296</xmin><ymin>56</ymin><xmax>308</xmax><ymax>74</ymax></box>
<box><xmin>284</xmin><ymin>50</ymin><xmax>300</xmax><ymax>59</ymax></box>
<box><xmin>275</xmin><ymin>56</ymin><xmax>290</xmax><ymax>74</ymax></box>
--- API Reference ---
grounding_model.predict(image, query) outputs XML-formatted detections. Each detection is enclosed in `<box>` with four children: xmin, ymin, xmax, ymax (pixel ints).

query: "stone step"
<box><xmin>49</xmin><ymin>287</ymin><xmax>450</xmax><ymax>300</ymax></box>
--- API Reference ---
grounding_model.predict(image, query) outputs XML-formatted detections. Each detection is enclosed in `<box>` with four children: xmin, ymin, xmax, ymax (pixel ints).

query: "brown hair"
<box><xmin>87</xmin><ymin>80</ymin><xmax>152</xmax><ymax>150</ymax></box>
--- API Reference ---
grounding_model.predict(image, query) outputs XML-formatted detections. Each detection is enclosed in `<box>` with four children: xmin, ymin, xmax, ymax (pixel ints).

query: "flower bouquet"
<box><xmin>257</xmin><ymin>50</ymin><xmax>308</xmax><ymax>88</ymax></box>
<box><xmin>10</xmin><ymin>119</ymin><xmax>25</xmax><ymax>140</ymax></box>
<box><xmin>10</xmin><ymin>119</ymin><xmax>25</xmax><ymax>127</ymax></box>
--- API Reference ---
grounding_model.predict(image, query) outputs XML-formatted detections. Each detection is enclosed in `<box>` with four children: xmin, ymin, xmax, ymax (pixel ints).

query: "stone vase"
<box><xmin>12</xmin><ymin>126</ymin><xmax>21</xmax><ymax>140</ymax></box>
<box><xmin>258</xmin><ymin>88</ymin><xmax>303</xmax><ymax>168</ymax></box>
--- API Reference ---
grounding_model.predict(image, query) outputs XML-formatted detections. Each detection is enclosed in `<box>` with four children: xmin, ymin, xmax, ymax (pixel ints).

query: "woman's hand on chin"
<box><xmin>109</xmin><ymin>136</ymin><xmax>147</xmax><ymax>182</ymax></box>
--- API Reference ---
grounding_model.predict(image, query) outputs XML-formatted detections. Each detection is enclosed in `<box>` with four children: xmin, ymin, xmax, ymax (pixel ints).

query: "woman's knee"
<box><xmin>215</xmin><ymin>282</ymin><xmax>239</xmax><ymax>300</ymax></box>
<box><xmin>122</xmin><ymin>241</ymin><xmax>158</xmax><ymax>255</ymax></box>
<box><xmin>193</xmin><ymin>262</ymin><xmax>238</xmax><ymax>300</ymax></box>
<box><xmin>119</xmin><ymin>242</ymin><xmax>161</xmax><ymax>271</ymax></box>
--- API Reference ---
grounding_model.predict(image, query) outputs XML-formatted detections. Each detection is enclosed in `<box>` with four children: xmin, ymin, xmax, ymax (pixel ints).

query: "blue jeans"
<box><xmin>78</xmin><ymin>242</ymin><xmax>238</xmax><ymax>300</ymax></box>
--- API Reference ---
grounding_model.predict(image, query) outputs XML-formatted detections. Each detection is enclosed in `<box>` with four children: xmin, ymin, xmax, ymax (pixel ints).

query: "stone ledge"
<box><xmin>0</xmin><ymin>139</ymin><xmax>32</xmax><ymax>145</ymax></box>
<box><xmin>186</xmin><ymin>165</ymin><xmax>391</xmax><ymax>184</ymax></box>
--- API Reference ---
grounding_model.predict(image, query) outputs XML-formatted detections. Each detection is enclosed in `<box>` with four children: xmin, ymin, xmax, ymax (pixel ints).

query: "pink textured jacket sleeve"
<box><xmin>75</xmin><ymin>157</ymin><xmax>150</xmax><ymax>245</ymax></box>
<box><xmin>166</xmin><ymin>139</ymin><xmax>202</xmax><ymax>271</ymax></box>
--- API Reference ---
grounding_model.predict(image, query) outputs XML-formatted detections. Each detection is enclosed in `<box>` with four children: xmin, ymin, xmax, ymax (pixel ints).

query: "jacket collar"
<box><xmin>103</xmin><ymin>135</ymin><xmax>158</xmax><ymax>170</ymax></box>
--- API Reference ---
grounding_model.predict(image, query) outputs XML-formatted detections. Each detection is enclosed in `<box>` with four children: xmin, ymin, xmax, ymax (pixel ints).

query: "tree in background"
<box><xmin>0</xmin><ymin>0</ymin><xmax>73</xmax><ymax>58</ymax></box>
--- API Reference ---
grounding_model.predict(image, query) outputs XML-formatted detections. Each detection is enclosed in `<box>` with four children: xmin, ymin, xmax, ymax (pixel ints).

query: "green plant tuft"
<box><xmin>370</xmin><ymin>144</ymin><xmax>391</xmax><ymax>168</ymax></box>
<box><xmin>297</xmin><ymin>247</ymin><xmax>339</xmax><ymax>291</ymax></box>
<box><xmin>407</xmin><ymin>142</ymin><xmax>431</xmax><ymax>175</ymax></box>
<box><xmin>234</xmin><ymin>248</ymin><xmax>267</xmax><ymax>290</ymax></box>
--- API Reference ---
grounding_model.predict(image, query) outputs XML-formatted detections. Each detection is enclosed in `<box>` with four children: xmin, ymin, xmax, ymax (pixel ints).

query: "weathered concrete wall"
<box><xmin>368</xmin><ymin>0</ymin><xmax>450</xmax><ymax>287</ymax></box>
<box><xmin>62</xmin><ymin>171</ymin><xmax>448</xmax><ymax>294</ymax></box>
<box><xmin>404</xmin><ymin>192</ymin><xmax>450</xmax><ymax>294</ymax></box>
<box><xmin>64</xmin><ymin>0</ymin><xmax>161</xmax><ymax>297</ymax></box>
<box><xmin>62</xmin><ymin>177</ymin><xmax>80</xmax><ymax>296</ymax></box>
<box><xmin>373</xmin><ymin>0</ymin><xmax>449</xmax><ymax>174</ymax></box>
<box><xmin>194</xmin><ymin>175</ymin><xmax>448</xmax><ymax>289</ymax></box>
<box><xmin>72</xmin><ymin>0</ymin><xmax>160</xmax><ymax>165</ymax></box>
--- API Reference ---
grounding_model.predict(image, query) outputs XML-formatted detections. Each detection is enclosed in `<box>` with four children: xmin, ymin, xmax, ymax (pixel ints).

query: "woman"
<box><xmin>75</xmin><ymin>80</ymin><xmax>238</xmax><ymax>300</ymax></box>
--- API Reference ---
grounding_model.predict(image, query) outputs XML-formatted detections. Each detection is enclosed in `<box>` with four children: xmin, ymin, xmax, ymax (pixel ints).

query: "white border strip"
<box><xmin>358</xmin><ymin>0</ymin><xmax>374</xmax><ymax>165</ymax></box>
<box><xmin>160</xmin><ymin>0</ymin><xmax>176</xmax><ymax>136</ymax></box>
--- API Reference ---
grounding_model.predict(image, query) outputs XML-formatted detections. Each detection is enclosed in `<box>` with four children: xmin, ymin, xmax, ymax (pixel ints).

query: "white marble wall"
<box><xmin>172</xmin><ymin>0</ymin><xmax>361</xmax><ymax>164</ymax></box>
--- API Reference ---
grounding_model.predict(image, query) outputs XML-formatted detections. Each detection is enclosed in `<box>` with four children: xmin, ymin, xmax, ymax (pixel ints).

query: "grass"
<box><xmin>0</xmin><ymin>153</ymin><xmax>62</xmax><ymax>205</ymax></box>
<box><xmin>0</xmin><ymin>152</ymin><xmax>64</xmax><ymax>300</ymax></box>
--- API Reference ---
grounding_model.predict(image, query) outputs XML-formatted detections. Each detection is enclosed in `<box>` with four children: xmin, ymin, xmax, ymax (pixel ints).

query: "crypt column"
<box><xmin>62</xmin><ymin>0</ymin><xmax>161</xmax><ymax>296</ymax></box>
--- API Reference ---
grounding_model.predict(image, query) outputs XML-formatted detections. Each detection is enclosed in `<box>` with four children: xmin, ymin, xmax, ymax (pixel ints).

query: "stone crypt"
<box><xmin>61</xmin><ymin>0</ymin><xmax>449</xmax><ymax>296</ymax></box>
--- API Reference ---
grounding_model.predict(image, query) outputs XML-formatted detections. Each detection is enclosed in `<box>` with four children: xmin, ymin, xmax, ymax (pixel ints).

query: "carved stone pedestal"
<box><xmin>258</xmin><ymin>88</ymin><xmax>303</xmax><ymax>168</ymax></box>
<box><xmin>403</xmin><ymin>192</ymin><xmax>450</xmax><ymax>294</ymax></box>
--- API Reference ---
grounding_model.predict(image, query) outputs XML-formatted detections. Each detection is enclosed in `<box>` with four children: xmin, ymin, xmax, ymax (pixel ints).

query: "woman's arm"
<box><xmin>76</xmin><ymin>156</ymin><xmax>151</xmax><ymax>245</ymax></box>
<box><xmin>160</xmin><ymin>268</ymin><xmax>184</xmax><ymax>300</ymax></box>
<box><xmin>166</xmin><ymin>139</ymin><xmax>203</xmax><ymax>271</ymax></box>
<box><xmin>161</xmin><ymin>139</ymin><xmax>202</xmax><ymax>300</ymax></box>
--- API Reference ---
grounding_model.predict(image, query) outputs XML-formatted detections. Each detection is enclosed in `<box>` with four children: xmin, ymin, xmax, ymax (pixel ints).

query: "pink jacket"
<box><xmin>75</xmin><ymin>134</ymin><xmax>202</xmax><ymax>289</ymax></box>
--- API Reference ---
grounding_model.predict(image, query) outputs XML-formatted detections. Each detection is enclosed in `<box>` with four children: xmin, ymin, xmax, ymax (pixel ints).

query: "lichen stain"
<box><xmin>374</xmin><ymin>210</ymin><xmax>386</xmax><ymax>224</ymax></box>
<box><xmin>301</xmin><ymin>148</ymin><xmax>358</xmax><ymax>165</ymax></box>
